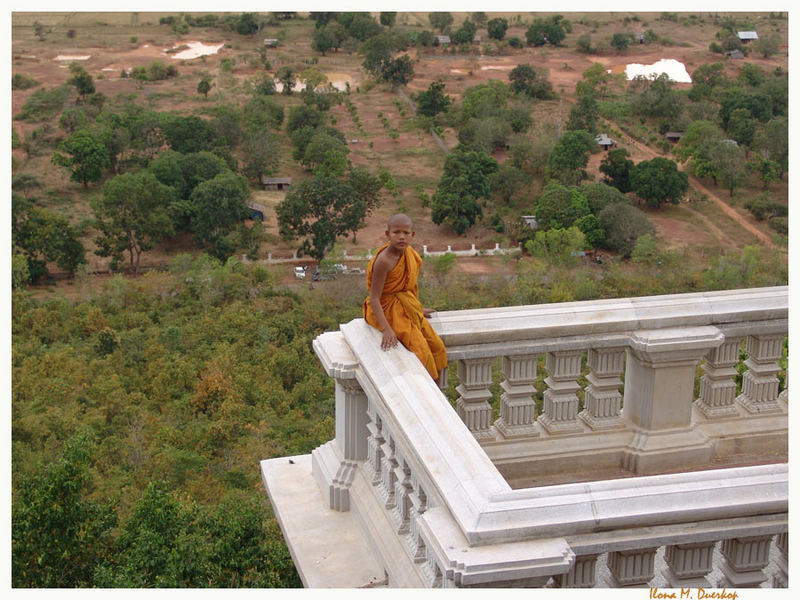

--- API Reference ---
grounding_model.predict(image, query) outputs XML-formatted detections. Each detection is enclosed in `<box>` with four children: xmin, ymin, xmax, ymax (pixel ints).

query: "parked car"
<box><xmin>294</xmin><ymin>266</ymin><xmax>306</xmax><ymax>279</ymax></box>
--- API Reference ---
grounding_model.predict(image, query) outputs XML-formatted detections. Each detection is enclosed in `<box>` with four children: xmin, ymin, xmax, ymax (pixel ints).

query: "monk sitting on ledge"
<box><xmin>363</xmin><ymin>214</ymin><xmax>448</xmax><ymax>383</ymax></box>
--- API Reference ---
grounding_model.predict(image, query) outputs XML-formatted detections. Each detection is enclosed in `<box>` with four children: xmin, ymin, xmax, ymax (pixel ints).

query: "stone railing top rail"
<box><xmin>429</xmin><ymin>286</ymin><xmax>788</xmax><ymax>354</ymax></box>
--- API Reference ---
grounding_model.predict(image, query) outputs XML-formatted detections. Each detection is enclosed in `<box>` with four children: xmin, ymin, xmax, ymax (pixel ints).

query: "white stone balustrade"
<box><xmin>262</xmin><ymin>287</ymin><xmax>788</xmax><ymax>588</ymax></box>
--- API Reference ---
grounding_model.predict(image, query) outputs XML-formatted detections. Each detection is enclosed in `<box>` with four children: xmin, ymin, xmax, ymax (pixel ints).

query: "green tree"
<box><xmin>276</xmin><ymin>174</ymin><xmax>359</xmax><ymax>259</ymax></box>
<box><xmin>380</xmin><ymin>12</ymin><xmax>397</xmax><ymax>28</ymax></box>
<box><xmin>489</xmin><ymin>162</ymin><xmax>528</xmax><ymax>203</ymax></box>
<box><xmin>754</xmin><ymin>118</ymin><xmax>788</xmax><ymax>178</ymax></box>
<box><xmin>51</xmin><ymin>128</ymin><xmax>111</xmax><ymax>187</ymax></box>
<box><xmin>546</xmin><ymin>130</ymin><xmax>596</xmax><ymax>185</ymax></box>
<box><xmin>580</xmin><ymin>181</ymin><xmax>631</xmax><ymax>215</ymax></box>
<box><xmin>597</xmin><ymin>201</ymin><xmax>654</xmax><ymax>257</ymax></box>
<box><xmin>241</xmin><ymin>129</ymin><xmax>281</xmax><ymax>181</ymax></box>
<box><xmin>753</xmin><ymin>33</ymin><xmax>781</xmax><ymax>58</ymax></box>
<box><xmin>630</xmin><ymin>157</ymin><xmax>689</xmax><ymax>207</ymax></box>
<box><xmin>610</xmin><ymin>32</ymin><xmax>630</xmax><ymax>51</ymax></box>
<box><xmin>68</xmin><ymin>62</ymin><xmax>95</xmax><ymax>102</ymax></box>
<box><xmin>429</xmin><ymin>12</ymin><xmax>453</xmax><ymax>33</ymax></box>
<box><xmin>235</xmin><ymin>13</ymin><xmax>260</xmax><ymax>35</ymax></box>
<box><xmin>92</xmin><ymin>171</ymin><xmax>175</xmax><ymax>272</ymax></box>
<box><xmin>431</xmin><ymin>150</ymin><xmax>498</xmax><ymax>234</ymax></box>
<box><xmin>525</xmin><ymin>226</ymin><xmax>587</xmax><ymax>266</ymax></box>
<box><xmin>197</xmin><ymin>77</ymin><xmax>212</xmax><ymax>98</ymax></box>
<box><xmin>629</xmin><ymin>73</ymin><xmax>682</xmax><ymax>120</ymax></box>
<box><xmin>312</xmin><ymin>25</ymin><xmax>339</xmax><ymax>55</ymax></box>
<box><xmin>749</xmin><ymin>155</ymin><xmax>781</xmax><ymax>189</ymax></box>
<box><xmin>726</xmin><ymin>107</ymin><xmax>756</xmax><ymax>147</ymax></box>
<box><xmin>566</xmin><ymin>91</ymin><xmax>599</xmax><ymax>134</ymax></box>
<box><xmin>460</xmin><ymin>79</ymin><xmax>510</xmax><ymax>120</ymax></box>
<box><xmin>12</xmin><ymin>433</ymin><xmax>117</xmax><ymax>587</ymax></box>
<box><xmin>457</xmin><ymin>116</ymin><xmax>512</xmax><ymax>153</ymax></box>
<box><xmin>673</xmin><ymin>119</ymin><xmax>725</xmax><ymax>181</ymax></box>
<box><xmin>534</xmin><ymin>183</ymin><xmax>590</xmax><ymax>230</ymax></box>
<box><xmin>162</xmin><ymin>115</ymin><xmax>215</xmax><ymax>154</ymax></box>
<box><xmin>286</xmin><ymin>104</ymin><xmax>323</xmax><ymax>134</ymax></box>
<box><xmin>508</xmin><ymin>63</ymin><xmax>555</xmax><ymax>99</ymax></box>
<box><xmin>189</xmin><ymin>172</ymin><xmax>251</xmax><ymax>259</ymax></box>
<box><xmin>599</xmin><ymin>148</ymin><xmax>634</xmax><ymax>193</ymax></box>
<box><xmin>688</xmin><ymin>62</ymin><xmax>728</xmax><ymax>101</ymax></box>
<box><xmin>244</xmin><ymin>95</ymin><xmax>284</xmax><ymax>130</ymax></box>
<box><xmin>487</xmin><ymin>18</ymin><xmax>508</xmax><ymax>40</ymax></box>
<box><xmin>707</xmin><ymin>140</ymin><xmax>747</xmax><ymax>197</ymax></box>
<box><xmin>415</xmin><ymin>79</ymin><xmax>451</xmax><ymax>117</ymax></box>
<box><xmin>276</xmin><ymin>66</ymin><xmax>297</xmax><ymax>95</ymax></box>
<box><xmin>12</xmin><ymin>194</ymin><xmax>86</xmax><ymax>281</ymax></box>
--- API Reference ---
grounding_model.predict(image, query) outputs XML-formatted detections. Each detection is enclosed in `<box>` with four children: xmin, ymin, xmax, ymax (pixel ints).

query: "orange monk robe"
<box><xmin>363</xmin><ymin>244</ymin><xmax>447</xmax><ymax>379</ymax></box>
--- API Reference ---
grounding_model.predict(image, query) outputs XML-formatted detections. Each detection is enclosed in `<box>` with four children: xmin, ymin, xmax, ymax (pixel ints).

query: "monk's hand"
<box><xmin>381</xmin><ymin>328</ymin><xmax>398</xmax><ymax>351</ymax></box>
<box><xmin>423</xmin><ymin>308</ymin><xmax>436</xmax><ymax>319</ymax></box>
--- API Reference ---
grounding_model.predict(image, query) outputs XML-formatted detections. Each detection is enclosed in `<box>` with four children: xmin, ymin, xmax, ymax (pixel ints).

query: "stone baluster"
<box><xmin>538</xmin><ymin>350</ymin><xmax>584</xmax><ymax>434</ymax></box>
<box><xmin>737</xmin><ymin>334</ymin><xmax>785</xmax><ymax>414</ymax></box>
<box><xmin>495</xmin><ymin>354</ymin><xmax>539</xmax><ymax>438</ymax></box>
<box><xmin>456</xmin><ymin>358</ymin><xmax>496</xmax><ymax>440</ymax></box>
<box><xmin>718</xmin><ymin>535</ymin><xmax>772</xmax><ymax>587</ymax></box>
<box><xmin>553</xmin><ymin>554</ymin><xmax>598</xmax><ymax>588</ymax></box>
<box><xmin>606</xmin><ymin>547</ymin><xmax>658</xmax><ymax>587</ymax></box>
<box><xmin>772</xmin><ymin>532</ymin><xmax>788</xmax><ymax>588</ymax></box>
<box><xmin>392</xmin><ymin>454</ymin><xmax>412</xmax><ymax>535</ymax></box>
<box><xmin>379</xmin><ymin>434</ymin><xmax>398</xmax><ymax>509</ymax></box>
<box><xmin>408</xmin><ymin>481</ymin><xmax>428</xmax><ymax>563</ymax></box>
<box><xmin>366</xmin><ymin>405</ymin><xmax>385</xmax><ymax>486</ymax></box>
<box><xmin>662</xmin><ymin>541</ymin><xmax>716</xmax><ymax>588</ymax></box>
<box><xmin>580</xmin><ymin>347</ymin><xmax>626</xmax><ymax>430</ymax></box>
<box><xmin>695</xmin><ymin>337</ymin><xmax>743</xmax><ymax>418</ymax></box>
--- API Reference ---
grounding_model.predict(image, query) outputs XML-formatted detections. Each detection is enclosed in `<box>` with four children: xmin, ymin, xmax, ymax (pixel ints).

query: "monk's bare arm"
<box><xmin>369</xmin><ymin>255</ymin><xmax>398</xmax><ymax>350</ymax></box>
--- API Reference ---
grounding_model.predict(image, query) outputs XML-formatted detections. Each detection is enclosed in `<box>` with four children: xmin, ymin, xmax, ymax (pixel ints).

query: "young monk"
<box><xmin>363</xmin><ymin>214</ymin><xmax>447</xmax><ymax>382</ymax></box>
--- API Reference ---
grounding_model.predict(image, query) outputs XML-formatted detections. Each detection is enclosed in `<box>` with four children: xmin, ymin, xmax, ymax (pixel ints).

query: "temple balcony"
<box><xmin>261</xmin><ymin>286</ymin><xmax>788</xmax><ymax>588</ymax></box>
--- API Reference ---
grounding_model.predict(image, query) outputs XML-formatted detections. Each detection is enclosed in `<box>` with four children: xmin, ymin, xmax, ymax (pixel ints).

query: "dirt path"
<box><xmin>617</xmin><ymin>133</ymin><xmax>775</xmax><ymax>248</ymax></box>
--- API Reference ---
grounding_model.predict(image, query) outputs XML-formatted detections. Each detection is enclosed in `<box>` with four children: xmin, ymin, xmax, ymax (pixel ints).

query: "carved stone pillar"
<box><xmin>737</xmin><ymin>334</ymin><xmax>785</xmax><ymax>414</ymax></box>
<box><xmin>456</xmin><ymin>358</ymin><xmax>495</xmax><ymax>440</ymax></box>
<box><xmin>695</xmin><ymin>337</ymin><xmax>743</xmax><ymax>418</ymax></box>
<box><xmin>663</xmin><ymin>541</ymin><xmax>716</xmax><ymax>588</ymax></box>
<box><xmin>606</xmin><ymin>547</ymin><xmax>658</xmax><ymax>587</ymax></box>
<box><xmin>553</xmin><ymin>554</ymin><xmax>598</xmax><ymax>588</ymax></box>
<box><xmin>622</xmin><ymin>327</ymin><xmax>722</xmax><ymax>473</ymax></box>
<box><xmin>312</xmin><ymin>377</ymin><xmax>369</xmax><ymax>512</ymax></box>
<box><xmin>580</xmin><ymin>347</ymin><xmax>626</xmax><ymax>430</ymax></box>
<box><xmin>718</xmin><ymin>535</ymin><xmax>772</xmax><ymax>587</ymax></box>
<box><xmin>772</xmin><ymin>532</ymin><xmax>788</xmax><ymax>588</ymax></box>
<box><xmin>495</xmin><ymin>354</ymin><xmax>539</xmax><ymax>438</ymax></box>
<box><xmin>538</xmin><ymin>350</ymin><xmax>583</xmax><ymax>434</ymax></box>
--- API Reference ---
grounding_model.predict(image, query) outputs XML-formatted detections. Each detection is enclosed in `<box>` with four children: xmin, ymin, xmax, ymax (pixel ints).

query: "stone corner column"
<box><xmin>622</xmin><ymin>326</ymin><xmax>723</xmax><ymax>473</ymax></box>
<box><xmin>311</xmin><ymin>331</ymin><xmax>367</xmax><ymax>512</ymax></box>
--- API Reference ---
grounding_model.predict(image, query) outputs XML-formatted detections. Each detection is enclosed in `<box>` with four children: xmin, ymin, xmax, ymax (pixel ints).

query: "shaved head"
<box><xmin>387</xmin><ymin>213</ymin><xmax>413</xmax><ymax>229</ymax></box>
